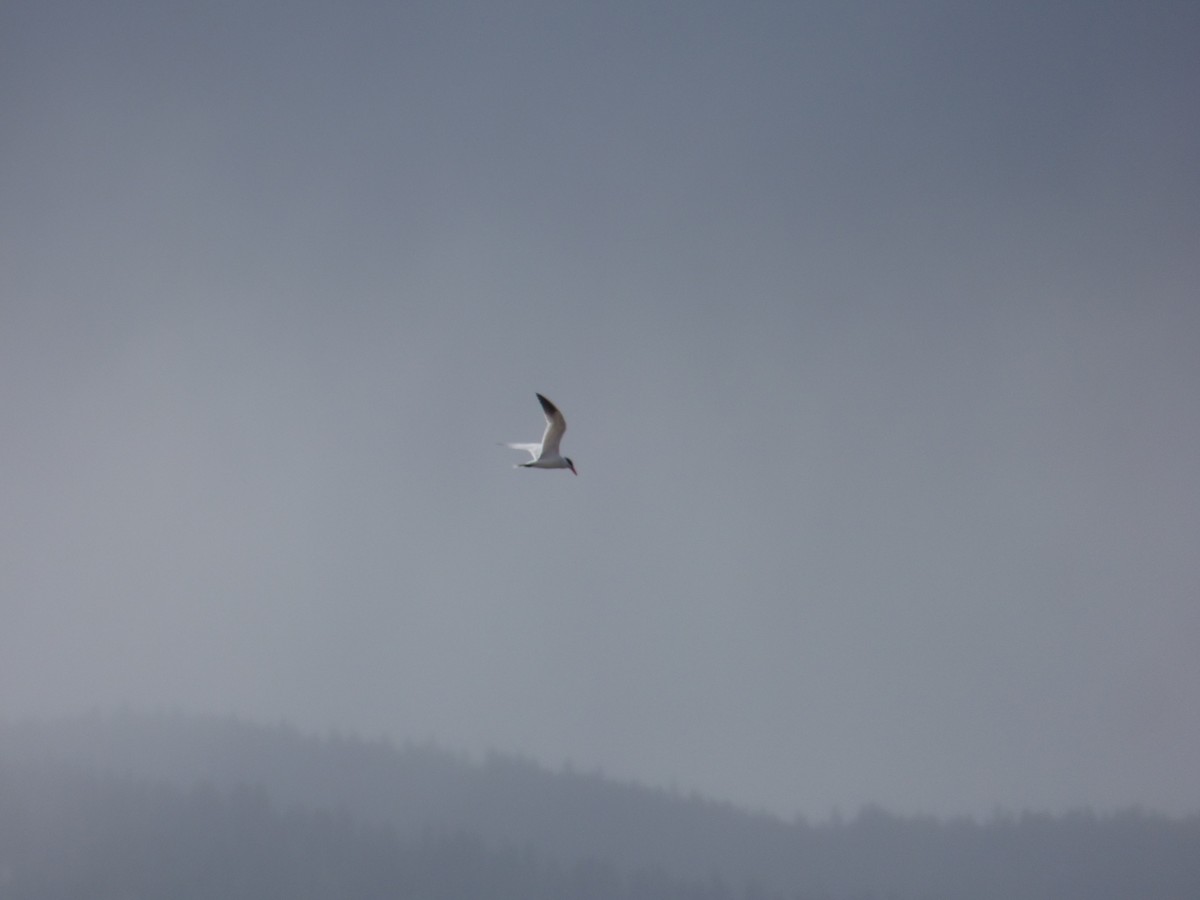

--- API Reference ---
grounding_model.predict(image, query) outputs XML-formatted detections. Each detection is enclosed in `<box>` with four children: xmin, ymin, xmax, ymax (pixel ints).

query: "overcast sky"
<box><xmin>2</xmin><ymin>0</ymin><xmax>1198</xmax><ymax>820</ymax></box>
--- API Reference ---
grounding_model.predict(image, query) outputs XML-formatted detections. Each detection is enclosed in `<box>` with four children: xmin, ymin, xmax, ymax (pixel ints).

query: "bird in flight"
<box><xmin>502</xmin><ymin>393</ymin><xmax>577</xmax><ymax>475</ymax></box>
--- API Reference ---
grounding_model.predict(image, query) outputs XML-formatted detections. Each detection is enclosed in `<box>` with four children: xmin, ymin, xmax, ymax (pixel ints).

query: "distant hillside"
<box><xmin>2</xmin><ymin>712</ymin><xmax>1197</xmax><ymax>899</ymax></box>
<box><xmin>0</xmin><ymin>756</ymin><xmax>738</xmax><ymax>900</ymax></box>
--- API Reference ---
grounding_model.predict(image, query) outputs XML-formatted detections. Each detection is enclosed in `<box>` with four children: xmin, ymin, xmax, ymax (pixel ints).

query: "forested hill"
<box><xmin>2</xmin><ymin>712</ymin><xmax>1197</xmax><ymax>900</ymax></box>
<box><xmin>1</xmin><ymin>756</ymin><xmax>739</xmax><ymax>900</ymax></box>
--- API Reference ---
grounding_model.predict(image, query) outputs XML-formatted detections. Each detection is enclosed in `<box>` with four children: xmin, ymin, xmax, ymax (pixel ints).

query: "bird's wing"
<box><xmin>501</xmin><ymin>442</ymin><xmax>542</xmax><ymax>460</ymax></box>
<box><xmin>536</xmin><ymin>393</ymin><xmax>567</xmax><ymax>456</ymax></box>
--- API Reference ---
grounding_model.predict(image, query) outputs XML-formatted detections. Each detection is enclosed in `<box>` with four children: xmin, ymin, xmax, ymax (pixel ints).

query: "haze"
<box><xmin>2</xmin><ymin>1</ymin><xmax>1197</xmax><ymax>821</ymax></box>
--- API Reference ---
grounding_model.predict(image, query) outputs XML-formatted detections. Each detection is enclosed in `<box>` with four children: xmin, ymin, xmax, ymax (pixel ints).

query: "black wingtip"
<box><xmin>536</xmin><ymin>393</ymin><xmax>558</xmax><ymax>415</ymax></box>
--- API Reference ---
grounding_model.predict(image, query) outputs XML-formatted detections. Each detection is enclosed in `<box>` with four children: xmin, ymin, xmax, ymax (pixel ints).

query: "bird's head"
<box><xmin>566</xmin><ymin>457</ymin><xmax>577</xmax><ymax>475</ymax></box>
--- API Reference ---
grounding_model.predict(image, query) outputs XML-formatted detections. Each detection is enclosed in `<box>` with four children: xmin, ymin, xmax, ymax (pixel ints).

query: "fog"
<box><xmin>2</xmin><ymin>1</ymin><xmax>1198</xmax><ymax>820</ymax></box>
<box><xmin>4</xmin><ymin>714</ymin><xmax>1198</xmax><ymax>899</ymax></box>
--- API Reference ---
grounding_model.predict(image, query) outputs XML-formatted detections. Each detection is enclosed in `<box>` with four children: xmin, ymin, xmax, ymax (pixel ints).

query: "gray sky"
<box><xmin>3</xmin><ymin>0</ymin><xmax>1198</xmax><ymax>820</ymax></box>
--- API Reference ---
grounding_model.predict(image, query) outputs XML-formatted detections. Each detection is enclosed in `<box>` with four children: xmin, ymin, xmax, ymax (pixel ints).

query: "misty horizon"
<box><xmin>4</xmin><ymin>710</ymin><xmax>1198</xmax><ymax>900</ymax></box>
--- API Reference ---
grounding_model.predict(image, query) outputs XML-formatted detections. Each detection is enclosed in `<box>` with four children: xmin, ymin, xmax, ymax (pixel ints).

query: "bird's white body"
<box><xmin>502</xmin><ymin>394</ymin><xmax>577</xmax><ymax>475</ymax></box>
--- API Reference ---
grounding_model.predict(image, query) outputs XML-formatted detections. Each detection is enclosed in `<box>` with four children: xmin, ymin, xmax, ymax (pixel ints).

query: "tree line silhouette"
<box><xmin>1</xmin><ymin>712</ymin><xmax>1197</xmax><ymax>899</ymax></box>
